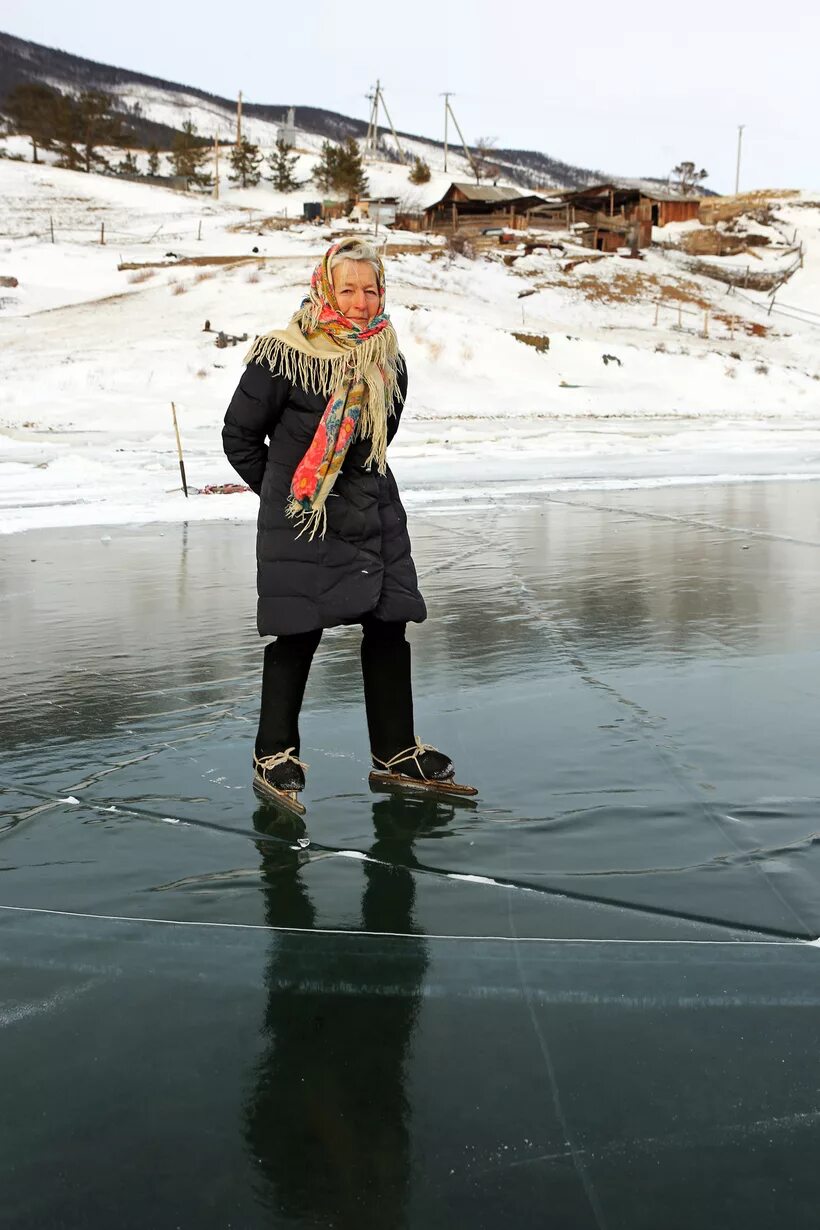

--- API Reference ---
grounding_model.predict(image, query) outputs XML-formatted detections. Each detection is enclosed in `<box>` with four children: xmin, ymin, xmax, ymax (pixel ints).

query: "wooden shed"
<box><xmin>424</xmin><ymin>182</ymin><xmax>547</xmax><ymax>235</ymax></box>
<box><xmin>527</xmin><ymin>182</ymin><xmax>701</xmax><ymax>251</ymax></box>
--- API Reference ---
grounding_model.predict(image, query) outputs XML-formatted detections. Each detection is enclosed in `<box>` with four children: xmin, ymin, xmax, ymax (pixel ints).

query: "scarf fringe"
<box><xmin>286</xmin><ymin>496</ymin><xmax>328</xmax><ymax>542</ymax></box>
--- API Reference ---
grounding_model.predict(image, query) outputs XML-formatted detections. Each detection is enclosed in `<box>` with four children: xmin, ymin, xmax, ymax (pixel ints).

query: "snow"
<box><xmin>1</xmin><ymin>152</ymin><xmax>819</xmax><ymax>536</ymax></box>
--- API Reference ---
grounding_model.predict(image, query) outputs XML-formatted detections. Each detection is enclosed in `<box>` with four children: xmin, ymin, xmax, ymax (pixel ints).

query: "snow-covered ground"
<box><xmin>1</xmin><ymin>152</ymin><xmax>819</xmax><ymax>534</ymax></box>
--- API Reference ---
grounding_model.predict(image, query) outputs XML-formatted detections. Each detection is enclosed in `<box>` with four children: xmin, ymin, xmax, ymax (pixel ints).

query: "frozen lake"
<box><xmin>3</xmin><ymin>480</ymin><xmax>820</xmax><ymax>1227</ymax></box>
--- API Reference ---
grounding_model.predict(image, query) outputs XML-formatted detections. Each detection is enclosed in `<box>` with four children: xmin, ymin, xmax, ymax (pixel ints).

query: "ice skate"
<box><xmin>368</xmin><ymin>738</ymin><xmax>478</xmax><ymax>799</ymax></box>
<box><xmin>252</xmin><ymin>747</ymin><xmax>308</xmax><ymax>816</ymax></box>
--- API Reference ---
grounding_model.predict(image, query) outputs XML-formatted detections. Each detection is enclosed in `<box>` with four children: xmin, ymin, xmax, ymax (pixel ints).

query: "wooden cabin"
<box><xmin>527</xmin><ymin>182</ymin><xmax>702</xmax><ymax>251</ymax></box>
<box><xmin>424</xmin><ymin>182</ymin><xmax>547</xmax><ymax>235</ymax></box>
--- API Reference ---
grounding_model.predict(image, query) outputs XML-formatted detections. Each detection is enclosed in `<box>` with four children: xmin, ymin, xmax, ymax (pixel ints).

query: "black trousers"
<box><xmin>256</xmin><ymin>615</ymin><xmax>415</xmax><ymax>764</ymax></box>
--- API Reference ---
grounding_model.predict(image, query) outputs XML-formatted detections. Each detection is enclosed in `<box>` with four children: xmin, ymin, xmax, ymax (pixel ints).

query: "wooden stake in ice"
<box><xmin>171</xmin><ymin>402</ymin><xmax>189</xmax><ymax>498</ymax></box>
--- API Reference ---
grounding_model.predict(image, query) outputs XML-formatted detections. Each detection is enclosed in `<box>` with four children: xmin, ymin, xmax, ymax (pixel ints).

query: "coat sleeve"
<box><xmin>386</xmin><ymin>357</ymin><xmax>408</xmax><ymax>447</ymax></box>
<box><xmin>222</xmin><ymin>361</ymin><xmax>290</xmax><ymax>495</ymax></box>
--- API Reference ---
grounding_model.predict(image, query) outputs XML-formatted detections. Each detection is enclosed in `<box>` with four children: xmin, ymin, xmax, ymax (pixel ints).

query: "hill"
<box><xmin>0</xmin><ymin>29</ymin><xmax>603</xmax><ymax>190</ymax></box>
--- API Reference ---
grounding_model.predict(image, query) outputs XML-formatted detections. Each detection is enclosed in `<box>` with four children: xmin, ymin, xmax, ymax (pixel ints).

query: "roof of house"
<box><xmin>556</xmin><ymin>180</ymin><xmax>702</xmax><ymax>204</ymax></box>
<box><xmin>446</xmin><ymin>182</ymin><xmax>525</xmax><ymax>202</ymax></box>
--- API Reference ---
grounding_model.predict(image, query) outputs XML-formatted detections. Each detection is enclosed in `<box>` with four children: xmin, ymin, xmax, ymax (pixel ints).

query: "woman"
<box><xmin>222</xmin><ymin>236</ymin><xmax>465</xmax><ymax>812</ymax></box>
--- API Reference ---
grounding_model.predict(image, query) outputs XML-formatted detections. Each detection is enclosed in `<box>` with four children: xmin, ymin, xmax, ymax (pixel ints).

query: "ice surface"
<box><xmin>4</xmin><ymin>486</ymin><xmax>820</xmax><ymax>1227</ymax></box>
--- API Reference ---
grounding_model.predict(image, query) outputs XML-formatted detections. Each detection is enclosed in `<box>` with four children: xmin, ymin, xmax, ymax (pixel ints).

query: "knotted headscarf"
<box><xmin>244</xmin><ymin>237</ymin><xmax>401</xmax><ymax>539</ymax></box>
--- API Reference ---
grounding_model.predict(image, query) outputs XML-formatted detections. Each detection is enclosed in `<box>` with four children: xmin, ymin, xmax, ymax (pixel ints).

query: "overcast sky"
<box><xmin>2</xmin><ymin>0</ymin><xmax>818</xmax><ymax>191</ymax></box>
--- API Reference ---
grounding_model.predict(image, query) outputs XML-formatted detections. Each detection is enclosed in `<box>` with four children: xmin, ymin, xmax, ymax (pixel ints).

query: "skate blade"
<box><xmin>368</xmin><ymin>771</ymin><xmax>478</xmax><ymax>800</ymax></box>
<box><xmin>252</xmin><ymin>775</ymin><xmax>307</xmax><ymax>817</ymax></box>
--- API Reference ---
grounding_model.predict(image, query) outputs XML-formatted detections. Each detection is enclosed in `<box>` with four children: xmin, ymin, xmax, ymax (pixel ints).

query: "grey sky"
<box><xmin>2</xmin><ymin>0</ymin><xmax>818</xmax><ymax>191</ymax></box>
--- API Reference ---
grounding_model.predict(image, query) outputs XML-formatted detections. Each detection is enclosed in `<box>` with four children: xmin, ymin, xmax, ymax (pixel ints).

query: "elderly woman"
<box><xmin>222</xmin><ymin>236</ymin><xmax>471</xmax><ymax>813</ymax></box>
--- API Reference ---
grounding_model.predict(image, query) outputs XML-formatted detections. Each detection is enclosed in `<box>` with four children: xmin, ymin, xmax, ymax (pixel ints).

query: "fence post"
<box><xmin>703</xmin><ymin>309</ymin><xmax>709</xmax><ymax>339</ymax></box>
<box><xmin>100</xmin><ymin>222</ymin><xmax>105</xmax><ymax>246</ymax></box>
<box><xmin>197</xmin><ymin>220</ymin><xmax>202</xmax><ymax>242</ymax></box>
<box><xmin>653</xmin><ymin>301</ymin><xmax>660</xmax><ymax>326</ymax></box>
<box><xmin>50</xmin><ymin>216</ymin><xmax>55</xmax><ymax>244</ymax></box>
<box><xmin>677</xmin><ymin>305</ymin><xmax>682</xmax><ymax>329</ymax></box>
<box><xmin>729</xmin><ymin>315</ymin><xmax>735</xmax><ymax>340</ymax></box>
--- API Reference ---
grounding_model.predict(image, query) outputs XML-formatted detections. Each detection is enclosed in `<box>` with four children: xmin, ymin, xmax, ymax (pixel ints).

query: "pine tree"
<box><xmin>408</xmin><ymin>157</ymin><xmax>431</xmax><ymax>185</ymax></box>
<box><xmin>267</xmin><ymin>139</ymin><xmax>299</xmax><ymax>192</ymax></box>
<box><xmin>228</xmin><ymin>137</ymin><xmax>263</xmax><ymax>188</ymax></box>
<box><xmin>147</xmin><ymin>144</ymin><xmax>160</xmax><ymax>176</ymax></box>
<box><xmin>118</xmin><ymin>150</ymin><xmax>139</xmax><ymax>176</ymax></box>
<box><xmin>3</xmin><ymin>82</ymin><xmax>62</xmax><ymax>163</ymax></box>
<box><xmin>170</xmin><ymin>120</ymin><xmax>211</xmax><ymax>188</ymax></box>
<box><xmin>52</xmin><ymin>94</ymin><xmax>82</xmax><ymax>170</ymax></box>
<box><xmin>313</xmin><ymin>141</ymin><xmax>339</xmax><ymax>193</ymax></box>
<box><xmin>334</xmin><ymin>137</ymin><xmax>368</xmax><ymax>201</ymax></box>
<box><xmin>75</xmin><ymin>90</ymin><xmax>129</xmax><ymax>173</ymax></box>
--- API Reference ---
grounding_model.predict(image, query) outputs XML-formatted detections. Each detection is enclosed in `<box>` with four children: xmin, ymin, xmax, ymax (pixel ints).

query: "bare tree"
<box><xmin>671</xmin><ymin>161</ymin><xmax>709</xmax><ymax>196</ymax></box>
<box><xmin>473</xmin><ymin>135</ymin><xmax>500</xmax><ymax>185</ymax></box>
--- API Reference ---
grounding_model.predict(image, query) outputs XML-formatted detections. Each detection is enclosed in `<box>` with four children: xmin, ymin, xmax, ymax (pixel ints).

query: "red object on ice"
<box><xmin>198</xmin><ymin>483</ymin><xmax>251</xmax><ymax>495</ymax></box>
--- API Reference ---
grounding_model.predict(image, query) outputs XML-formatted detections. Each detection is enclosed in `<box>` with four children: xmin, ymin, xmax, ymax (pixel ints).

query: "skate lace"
<box><xmin>374</xmin><ymin>737</ymin><xmax>438</xmax><ymax>777</ymax></box>
<box><xmin>254</xmin><ymin>747</ymin><xmax>309</xmax><ymax>774</ymax></box>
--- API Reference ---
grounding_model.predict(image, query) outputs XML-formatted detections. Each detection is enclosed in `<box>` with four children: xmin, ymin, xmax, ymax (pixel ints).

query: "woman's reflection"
<box><xmin>243</xmin><ymin>796</ymin><xmax>453</xmax><ymax>1228</ymax></box>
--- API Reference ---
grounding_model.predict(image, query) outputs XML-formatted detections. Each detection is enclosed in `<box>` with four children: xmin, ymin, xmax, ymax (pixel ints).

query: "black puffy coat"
<box><xmin>222</xmin><ymin>358</ymin><xmax>427</xmax><ymax>637</ymax></box>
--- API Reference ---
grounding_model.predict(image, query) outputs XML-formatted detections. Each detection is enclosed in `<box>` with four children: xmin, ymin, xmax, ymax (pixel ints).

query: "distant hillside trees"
<box><xmin>3</xmin><ymin>82</ymin><xmax>131</xmax><ymax>172</ymax></box>
<box><xmin>74</xmin><ymin>90</ymin><xmax>129</xmax><ymax>173</ymax></box>
<box><xmin>268</xmin><ymin>139</ymin><xmax>299</xmax><ymax>192</ymax></box>
<box><xmin>228</xmin><ymin>136</ymin><xmax>262</xmax><ymax>188</ymax></box>
<box><xmin>3</xmin><ymin>82</ymin><xmax>61</xmax><ymax>162</ymax></box>
<box><xmin>117</xmin><ymin>150</ymin><xmax>139</xmax><ymax>176</ymax></box>
<box><xmin>170</xmin><ymin>120</ymin><xmax>211</xmax><ymax>187</ymax></box>
<box><xmin>672</xmin><ymin>161</ymin><xmax>709</xmax><ymax>195</ymax></box>
<box><xmin>408</xmin><ymin>157</ymin><xmax>431</xmax><ymax>185</ymax></box>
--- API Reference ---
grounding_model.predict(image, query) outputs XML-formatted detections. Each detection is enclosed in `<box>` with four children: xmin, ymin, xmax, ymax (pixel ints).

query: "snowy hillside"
<box><xmin>0</xmin><ymin>30</ymin><xmax>602</xmax><ymax>191</ymax></box>
<box><xmin>1</xmin><ymin>155</ymin><xmax>819</xmax><ymax>534</ymax></box>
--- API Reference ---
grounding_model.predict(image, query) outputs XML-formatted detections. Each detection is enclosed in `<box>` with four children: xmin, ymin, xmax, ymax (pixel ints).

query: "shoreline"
<box><xmin>3</xmin><ymin>465</ymin><xmax>820</xmax><ymax>538</ymax></box>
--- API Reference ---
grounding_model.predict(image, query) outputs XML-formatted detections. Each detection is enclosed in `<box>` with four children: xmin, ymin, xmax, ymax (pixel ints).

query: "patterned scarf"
<box><xmin>244</xmin><ymin>237</ymin><xmax>400</xmax><ymax>540</ymax></box>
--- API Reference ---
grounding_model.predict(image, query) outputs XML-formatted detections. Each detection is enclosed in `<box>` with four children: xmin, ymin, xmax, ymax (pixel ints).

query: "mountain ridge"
<box><xmin>0</xmin><ymin>29</ymin><xmax>604</xmax><ymax>190</ymax></box>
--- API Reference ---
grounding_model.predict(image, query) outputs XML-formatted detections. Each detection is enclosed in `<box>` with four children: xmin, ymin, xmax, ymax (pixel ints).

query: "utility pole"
<box><xmin>377</xmin><ymin>84</ymin><xmax>405</xmax><ymax>164</ymax></box>
<box><xmin>442</xmin><ymin>95</ymin><xmax>476</xmax><ymax>181</ymax></box>
<box><xmin>364</xmin><ymin>81</ymin><xmax>405</xmax><ymax>163</ymax></box>
<box><xmin>441</xmin><ymin>92</ymin><xmax>453</xmax><ymax>172</ymax></box>
<box><xmin>213</xmin><ymin>134</ymin><xmax>219</xmax><ymax>200</ymax></box>
<box><xmin>735</xmin><ymin>123</ymin><xmax>745</xmax><ymax>195</ymax></box>
<box><xmin>366</xmin><ymin>80</ymin><xmax>381</xmax><ymax>158</ymax></box>
<box><xmin>236</xmin><ymin>91</ymin><xmax>242</xmax><ymax>146</ymax></box>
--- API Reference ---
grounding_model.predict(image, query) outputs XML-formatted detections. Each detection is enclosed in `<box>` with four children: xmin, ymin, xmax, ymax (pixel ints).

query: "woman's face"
<box><xmin>331</xmin><ymin>259</ymin><xmax>380</xmax><ymax>326</ymax></box>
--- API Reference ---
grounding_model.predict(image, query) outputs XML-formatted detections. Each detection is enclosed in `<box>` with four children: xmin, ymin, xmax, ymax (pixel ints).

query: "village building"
<box><xmin>423</xmin><ymin>182</ymin><xmax>548</xmax><ymax>235</ymax></box>
<box><xmin>351</xmin><ymin>196</ymin><xmax>399</xmax><ymax>226</ymax></box>
<box><xmin>526</xmin><ymin>182</ymin><xmax>703</xmax><ymax>252</ymax></box>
